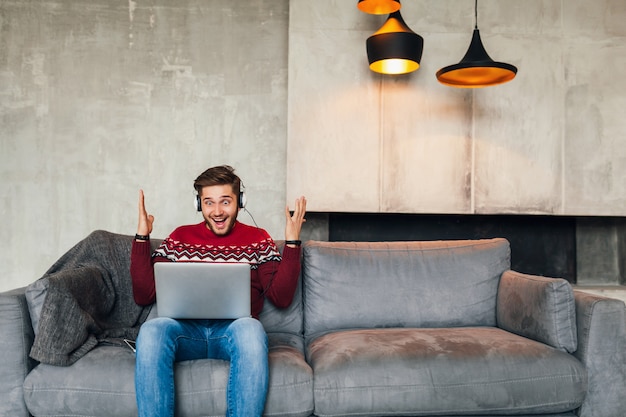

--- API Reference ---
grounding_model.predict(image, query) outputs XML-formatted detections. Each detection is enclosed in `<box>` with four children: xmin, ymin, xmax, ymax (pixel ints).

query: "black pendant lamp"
<box><xmin>366</xmin><ymin>11</ymin><xmax>424</xmax><ymax>75</ymax></box>
<box><xmin>436</xmin><ymin>0</ymin><xmax>517</xmax><ymax>88</ymax></box>
<box><xmin>357</xmin><ymin>0</ymin><xmax>401</xmax><ymax>15</ymax></box>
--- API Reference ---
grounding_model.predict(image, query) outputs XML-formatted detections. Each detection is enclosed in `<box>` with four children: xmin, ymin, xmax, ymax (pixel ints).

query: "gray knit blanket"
<box><xmin>29</xmin><ymin>230</ymin><xmax>153</xmax><ymax>366</ymax></box>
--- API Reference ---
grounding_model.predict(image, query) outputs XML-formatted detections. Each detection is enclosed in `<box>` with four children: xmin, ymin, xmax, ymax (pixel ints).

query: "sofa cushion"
<box><xmin>259</xmin><ymin>241</ymin><xmax>304</xmax><ymax>335</ymax></box>
<box><xmin>24</xmin><ymin>346</ymin><xmax>137</xmax><ymax>416</ymax></box>
<box><xmin>0</xmin><ymin>288</ymin><xmax>36</xmax><ymax>417</ymax></box>
<box><xmin>23</xmin><ymin>336</ymin><xmax>313</xmax><ymax>417</ymax></box>
<box><xmin>259</xmin><ymin>277</ymin><xmax>303</xmax><ymax>334</ymax></box>
<box><xmin>497</xmin><ymin>270</ymin><xmax>577</xmax><ymax>353</ymax></box>
<box><xmin>302</xmin><ymin>239</ymin><xmax>510</xmax><ymax>340</ymax></box>
<box><xmin>307</xmin><ymin>327</ymin><xmax>587</xmax><ymax>417</ymax></box>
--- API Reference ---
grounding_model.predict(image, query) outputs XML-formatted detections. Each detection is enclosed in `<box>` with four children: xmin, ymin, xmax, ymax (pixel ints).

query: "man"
<box><xmin>130</xmin><ymin>165</ymin><xmax>307</xmax><ymax>417</ymax></box>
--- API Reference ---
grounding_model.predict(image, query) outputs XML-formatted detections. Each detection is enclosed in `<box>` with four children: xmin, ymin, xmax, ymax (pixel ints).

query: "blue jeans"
<box><xmin>135</xmin><ymin>317</ymin><xmax>269</xmax><ymax>417</ymax></box>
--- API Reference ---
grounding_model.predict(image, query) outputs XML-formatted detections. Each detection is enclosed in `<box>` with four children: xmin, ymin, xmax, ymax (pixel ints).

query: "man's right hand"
<box><xmin>137</xmin><ymin>189</ymin><xmax>154</xmax><ymax>237</ymax></box>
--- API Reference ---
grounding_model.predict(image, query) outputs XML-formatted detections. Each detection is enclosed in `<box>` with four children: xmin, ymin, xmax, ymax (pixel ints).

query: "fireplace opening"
<box><xmin>327</xmin><ymin>213</ymin><xmax>577</xmax><ymax>283</ymax></box>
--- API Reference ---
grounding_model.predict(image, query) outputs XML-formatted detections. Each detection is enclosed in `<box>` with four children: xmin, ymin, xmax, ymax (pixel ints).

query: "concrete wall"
<box><xmin>2</xmin><ymin>0</ymin><xmax>625</xmax><ymax>291</ymax></box>
<box><xmin>0</xmin><ymin>0</ymin><xmax>289</xmax><ymax>291</ymax></box>
<box><xmin>287</xmin><ymin>0</ymin><xmax>626</xmax><ymax>215</ymax></box>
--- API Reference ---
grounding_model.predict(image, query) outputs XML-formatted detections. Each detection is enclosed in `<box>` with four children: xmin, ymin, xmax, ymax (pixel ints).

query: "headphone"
<box><xmin>195</xmin><ymin>189</ymin><xmax>247</xmax><ymax>211</ymax></box>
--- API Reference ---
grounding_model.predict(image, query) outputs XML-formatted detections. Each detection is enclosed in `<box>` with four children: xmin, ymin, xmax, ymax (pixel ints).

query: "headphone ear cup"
<box><xmin>195</xmin><ymin>195</ymin><xmax>201</xmax><ymax>212</ymax></box>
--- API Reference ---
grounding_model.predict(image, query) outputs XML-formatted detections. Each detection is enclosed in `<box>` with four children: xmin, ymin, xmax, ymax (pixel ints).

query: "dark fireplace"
<box><xmin>328</xmin><ymin>214</ymin><xmax>576</xmax><ymax>282</ymax></box>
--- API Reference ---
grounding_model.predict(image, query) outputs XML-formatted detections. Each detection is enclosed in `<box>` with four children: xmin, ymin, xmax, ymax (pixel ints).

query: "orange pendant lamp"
<box><xmin>366</xmin><ymin>11</ymin><xmax>424</xmax><ymax>75</ymax></box>
<box><xmin>436</xmin><ymin>0</ymin><xmax>517</xmax><ymax>87</ymax></box>
<box><xmin>357</xmin><ymin>0</ymin><xmax>401</xmax><ymax>15</ymax></box>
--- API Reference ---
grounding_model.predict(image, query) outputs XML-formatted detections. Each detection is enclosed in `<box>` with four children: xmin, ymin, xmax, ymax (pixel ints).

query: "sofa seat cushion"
<box><xmin>307</xmin><ymin>327</ymin><xmax>587</xmax><ymax>417</ymax></box>
<box><xmin>23</xmin><ymin>334</ymin><xmax>313</xmax><ymax>417</ymax></box>
<box><xmin>24</xmin><ymin>345</ymin><xmax>137</xmax><ymax>416</ymax></box>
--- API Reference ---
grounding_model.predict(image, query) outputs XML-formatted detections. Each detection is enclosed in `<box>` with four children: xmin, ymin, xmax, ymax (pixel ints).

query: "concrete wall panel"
<box><xmin>0</xmin><ymin>0</ymin><xmax>289</xmax><ymax>291</ymax></box>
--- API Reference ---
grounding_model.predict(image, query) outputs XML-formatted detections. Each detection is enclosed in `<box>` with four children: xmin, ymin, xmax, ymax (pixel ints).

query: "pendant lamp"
<box><xmin>436</xmin><ymin>0</ymin><xmax>517</xmax><ymax>88</ymax></box>
<box><xmin>357</xmin><ymin>0</ymin><xmax>401</xmax><ymax>15</ymax></box>
<box><xmin>366</xmin><ymin>11</ymin><xmax>424</xmax><ymax>75</ymax></box>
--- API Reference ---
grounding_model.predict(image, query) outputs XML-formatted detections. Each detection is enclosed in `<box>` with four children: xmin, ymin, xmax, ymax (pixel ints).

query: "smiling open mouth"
<box><xmin>211</xmin><ymin>218</ymin><xmax>228</xmax><ymax>228</ymax></box>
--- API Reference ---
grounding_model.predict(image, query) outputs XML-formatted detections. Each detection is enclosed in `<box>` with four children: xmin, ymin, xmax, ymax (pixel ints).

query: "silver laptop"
<box><xmin>154</xmin><ymin>262</ymin><xmax>251</xmax><ymax>319</ymax></box>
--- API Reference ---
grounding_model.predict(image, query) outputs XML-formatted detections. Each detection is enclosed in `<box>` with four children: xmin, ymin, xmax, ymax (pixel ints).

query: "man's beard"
<box><xmin>204</xmin><ymin>213</ymin><xmax>237</xmax><ymax>236</ymax></box>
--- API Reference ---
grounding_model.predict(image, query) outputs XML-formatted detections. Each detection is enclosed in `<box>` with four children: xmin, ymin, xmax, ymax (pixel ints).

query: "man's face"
<box><xmin>199</xmin><ymin>184</ymin><xmax>239</xmax><ymax>236</ymax></box>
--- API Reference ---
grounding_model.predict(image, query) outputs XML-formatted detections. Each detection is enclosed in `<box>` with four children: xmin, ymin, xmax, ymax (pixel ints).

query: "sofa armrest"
<box><xmin>0</xmin><ymin>287</ymin><xmax>37</xmax><ymax>417</ymax></box>
<box><xmin>573</xmin><ymin>290</ymin><xmax>626</xmax><ymax>417</ymax></box>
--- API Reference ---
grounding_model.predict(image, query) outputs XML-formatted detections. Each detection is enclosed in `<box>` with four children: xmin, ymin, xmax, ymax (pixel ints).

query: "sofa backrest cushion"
<box><xmin>302</xmin><ymin>239</ymin><xmax>510</xmax><ymax>340</ymax></box>
<box><xmin>497</xmin><ymin>270</ymin><xmax>577</xmax><ymax>353</ymax></box>
<box><xmin>259</xmin><ymin>241</ymin><xmax>303</xmax><ymax>335</ymax></box>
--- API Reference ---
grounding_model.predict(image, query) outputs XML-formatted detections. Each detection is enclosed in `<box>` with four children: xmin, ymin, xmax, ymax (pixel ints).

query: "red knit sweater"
<box><xmin>130</xmin><ymin>221</ymin><xmax>301</xmax><ymax>319</ymax></box>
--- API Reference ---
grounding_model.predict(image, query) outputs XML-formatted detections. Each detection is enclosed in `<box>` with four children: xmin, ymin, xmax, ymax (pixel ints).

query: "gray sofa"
<box><xmin>1</xmin><ymin>232</ymin><xmax>625</xmax><ymax>417</ymax></box>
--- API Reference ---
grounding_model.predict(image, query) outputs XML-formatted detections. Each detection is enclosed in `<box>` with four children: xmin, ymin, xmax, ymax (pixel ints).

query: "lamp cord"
<box><xmin>474</xmin><ymin>0</ymin><xmax>478</xmax><ymax>29</ymax></box>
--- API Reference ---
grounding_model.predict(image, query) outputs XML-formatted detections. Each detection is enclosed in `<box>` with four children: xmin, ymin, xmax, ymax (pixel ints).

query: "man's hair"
<box><xmin>193</xmin><ymin>165</ymin><xmax>241</xmax><ymax>197</ymax></box>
